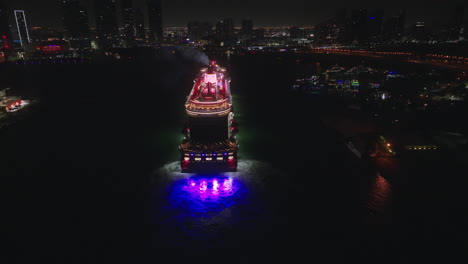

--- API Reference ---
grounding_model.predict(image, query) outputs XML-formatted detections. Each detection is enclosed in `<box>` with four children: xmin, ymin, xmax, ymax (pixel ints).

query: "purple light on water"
<box><xmin>200</xmin><ymin>180</ymin><xmax>207</xmax><ymax>191</ymax></box>
<box><xmin>168</xmin><ymin>176</ymin><xmax>246</xmax><ymax>215</ymax></box>
<box><xmin>164</xmin><ymin>176</ymin><xmax>248</xmax><ymax>240</ymax></box>
<box><xmin>213</xmin><ymin>179</ymin><xmax>219</xmax><ymax>191</ymax></box>
<box><xmin>223</xmin><ymin>178</ymin><xmax>233</xmax><ymax>191</ymax></box>
<box><xmin>180</xmin><ymin>177</ymin><xmax>239</xmax><ymax>201</ymax></box>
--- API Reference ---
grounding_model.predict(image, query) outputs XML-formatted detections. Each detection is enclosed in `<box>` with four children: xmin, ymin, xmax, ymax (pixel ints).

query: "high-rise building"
<box><xmin>289</xmin><ymin>26</ymin><xmax>305</xmax><ymax>39</ymax></box>
<box><xmin>188</xmin><ymin>21</ymin><xmax>213</xmax><ymax>40</ymax></box>
<box><xmin>14</xmin><ymin>10</ymin><xmax>30</xmax><ymax>47</ymax></box>
<box><xmin>383</xmin><ymin>10</ymin><xmax>406</xmax><ymax>41</ymax></box>
<box><xmin>0</xmin><ymin>0</ymin><xmax>12</xmax><ymax>49</ymax></box>
<box><xmin>253</xmin><ymin>28</ymin><xmax>265</xmax><ymax>40</ymax></box>
<box><xmin>147</xmin><ymin>0</ymin><xmax>163</xmax><ymax>41</ymax></box>
<box><xmin>94</xmin><ymin>0</ymin><xmax>118</xmax><ymax>39</ymax></box>
<box><xmin>397</xmin><ymin>10</ymin><xmax>406</xmax><ymax>37</ymax></box>
<box><xmin>367</xmin><ymin>9</ymin><xmax>384</xmax><ymax>41</ymax></box>
<box><xmin>134</xmin><ymin>7</ymin><xmax>145</xmax><ymax>39</ymax></box>
<box><xmin>215</xmin><ymin>18</ymin><xmax>234</xmax><ymax>42</ymax></box>
<box><xmin>316</xmin><ymin>9</ymin><xmax>348</xmax><ymax>44</ymax></box>
<box><xmin>448</xmin><ymin>4</ymin><xmax>464</xmax><ymax>40</ymax></box>
<box><xmin>122</xmin><ymin>0</ymin><xmax>135</xmax><ymax>40</ymax></box>
<box><xmin>241</xmin><ymin>19</ymin><xmax>253</xmax><ymax>38</ymax></box>
<box><xmin>61</xmin><ymin>0</ymin><xmax>89</xmax><ymax>40</ymax></box>
<box><xmin>350</xmin><ymin>9</ymin><xmax>368</xmax><ymax>43</ymax></box>
<box><xmin>411</xmin><ymin>21</ymin><xmax>428</xmax><ymax>41</ymax></box>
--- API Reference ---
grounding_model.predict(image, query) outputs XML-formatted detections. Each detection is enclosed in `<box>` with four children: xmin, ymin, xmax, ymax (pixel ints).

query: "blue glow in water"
<box><xmin>168</xmin><ymin>175</ymin><xmax>247</xmax><ymax>214</ymax></box>
<box><xmin>162</xmin><ymin>175</ymin><xmax>250</xmax><ymax>240</ymax></box>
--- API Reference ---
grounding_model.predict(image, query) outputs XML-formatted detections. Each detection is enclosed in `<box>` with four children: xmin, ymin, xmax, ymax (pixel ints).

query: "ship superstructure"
<box><xmin>179</xmin><ymin>60</ymin><xmax>238</xmax><ymax>172</ymax></box>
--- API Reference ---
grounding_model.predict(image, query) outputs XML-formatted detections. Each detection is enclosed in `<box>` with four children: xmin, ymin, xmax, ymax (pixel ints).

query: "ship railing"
<box><xmin>186</xmin><ymin>101</ymin><xmax>231</xmax><ymax>112</ymax></box>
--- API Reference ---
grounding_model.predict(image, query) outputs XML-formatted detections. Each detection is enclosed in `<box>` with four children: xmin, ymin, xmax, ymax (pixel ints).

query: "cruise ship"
<box><xmin>179</xmin><ymin>60</ymin><xmax>239</xmax><ymax>172</ymax></box>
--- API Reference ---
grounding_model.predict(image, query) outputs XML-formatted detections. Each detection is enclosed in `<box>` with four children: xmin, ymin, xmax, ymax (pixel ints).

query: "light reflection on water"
<box><xmin>151</xmin><ymin>161</ymin><xmax>275</xmax><ymax>241</ymax></box>
<box><xmin>151</xmin><ymin>160</ymin><xmax>393</xmax><ymax>246</ymax></box>
<box><xmin>168</xmin><ymin>175</ymin><xmax>246</xmax><ymax>214</ymax></box>
<box><xmin>367</xmin><ymin>172</ymin><xmax>392</xmax><ymax>214</ymax></box>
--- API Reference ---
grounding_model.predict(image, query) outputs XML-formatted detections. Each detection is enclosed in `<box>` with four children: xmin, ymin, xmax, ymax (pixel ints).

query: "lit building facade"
<box><xmin>14</xmin><ymin>10</ymin><xmax>30</xmax><ymax>47</ymax></box>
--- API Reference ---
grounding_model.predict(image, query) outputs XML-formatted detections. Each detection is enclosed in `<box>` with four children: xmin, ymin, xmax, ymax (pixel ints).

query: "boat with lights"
<box><xmin>179</xmin><ymin>60</ymin><xmax>239</xmax><ymax>172</ymax></box>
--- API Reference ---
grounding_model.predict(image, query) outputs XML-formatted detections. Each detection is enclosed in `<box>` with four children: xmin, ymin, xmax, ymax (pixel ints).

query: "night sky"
<box><xmin>2</xmin><ymin>0</ymin><xmax>467</xmax><ymax>28</ymax></box>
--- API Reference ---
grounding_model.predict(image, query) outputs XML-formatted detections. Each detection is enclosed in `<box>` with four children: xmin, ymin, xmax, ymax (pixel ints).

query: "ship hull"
<box><xmin>179</xmin><ymin>61</ymin><xmax>238</xmax><ymax>173</ymax></box>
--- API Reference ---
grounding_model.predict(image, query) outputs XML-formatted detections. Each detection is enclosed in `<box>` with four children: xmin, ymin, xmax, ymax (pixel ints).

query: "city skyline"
<box><xmin>1</xmin><ymin>0</ymin><xmax>467</xmax><ymax>28</ymax></box>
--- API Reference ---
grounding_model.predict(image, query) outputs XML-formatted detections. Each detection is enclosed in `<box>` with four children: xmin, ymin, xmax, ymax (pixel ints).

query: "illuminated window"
<box><xmin>195</xmin><ymin>157</ymin><xmax>201</xmax><ymax>161</ymax></box>
<box><xmin>217</xmin><ymin>157</ymin><xmax>224</xmax><ymax>161</ymax></box>
<box><xmin>184</xmin><ymin>157</ymin><xmax>190</xmax><ymax>161</ymax></box>
<box><xmin>206</xmin><ymin>157</ymin><xmax>212</xmax><ymax>161</ymax></box>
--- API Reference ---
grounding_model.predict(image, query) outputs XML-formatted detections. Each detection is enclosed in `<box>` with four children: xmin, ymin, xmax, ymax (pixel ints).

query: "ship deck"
<box><xmin>185</xmin><ymin>63</ymin><xmax>232</xmax><ymax>116</ymax></box>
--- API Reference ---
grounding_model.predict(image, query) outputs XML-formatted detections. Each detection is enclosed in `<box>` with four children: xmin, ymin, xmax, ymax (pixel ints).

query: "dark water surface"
<box><xmin>1</xmin><ymin>53</ymin><xmax>467</xmax><ymax>263</ymax></box>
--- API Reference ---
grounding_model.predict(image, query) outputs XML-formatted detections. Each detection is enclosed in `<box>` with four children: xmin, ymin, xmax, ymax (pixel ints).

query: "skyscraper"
<box><xmin>134</xmin><ymin>7</ymin><xmax>145</xmax><ymax>39</ymax></box>
<box><xmin>94</xmin><ymin>0</ymin><xmax>118</xmax><ymax>39</ymax></box>
<box><xmin>448</xmin><ymin>4</ymin><xmax>465</xmax><ymax>40</ymax></box>
<box><xmin>0</xmin><ymin>0</ymin><xmax>12</xmax><ymax>49</ymax></box>
<box><xmin>122</xmin><ymin>0</ymin><xmax>135</xmax><ymax>40</ymax></box>
<box><xmin>215</xmin><ymin>18</ymin><xmax>234</xmax><ymax>42</ymax></box>
<box><xmin>61</xmin><ymin>0</ymin><xmax>90</xmax><ymax>39</ymax></box>
<box><xmin>412</xmin><ymin>21</ymin><xmax>427</xmax><ymax>41</ymax></box>
<box><xmin>397</xmin><ymin>10</ymin><xmax>406</xmax><ymax>37</ymax></box>
<box><xmin>350</xmin><ymin>9</ymin><xmax>368</xmax><ymax>43</ymax></box>
<box><xmin>241</xmin><ymin>19</ymin><xmax>253</xmax><ymax>38</ymax></box>
<box><xmin>14</xmin><ymin>10</ymin><xmax>30</xmax><ymax>47</ymax></box>
<box><xmin>368</xmin><ymin>9</ymin><xmax>384</xmax><ymax>41</ymax></box>
<box><xmin>188</xmin><ymin>21</ymin><xmax>213</xmax><ymax>40</ymax></box>
<box><xmin>289</xmin><ymin>26</ymin><xmax>305</xmax><ymax>39</ymax></box>
<box><xmin>383</xmin><ymin>10</ymin><xmax>406</xmax><ymax>41</ymax></box>
<box><xmin>147</xmin><ymin>0</ymin><xmax>163</xmax><ymax>41</ymax></box>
